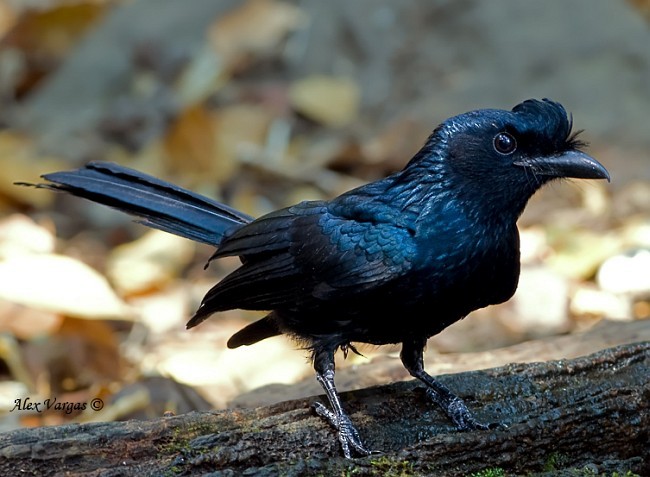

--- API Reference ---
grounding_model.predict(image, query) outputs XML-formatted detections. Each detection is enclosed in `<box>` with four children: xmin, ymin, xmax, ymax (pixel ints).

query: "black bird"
<box><xmin>19</xmin><ymin>99</ymin><xmax>609</xmax><ymax>457</ymax></box>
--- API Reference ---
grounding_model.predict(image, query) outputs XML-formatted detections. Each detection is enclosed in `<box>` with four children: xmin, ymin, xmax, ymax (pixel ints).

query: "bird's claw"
<box><xmin>425</xmin><ymin>389</ymin><xmax>504</xmax><ymax>431</ymax></box>
<box><xmin>312</xmin><ymin>402</ymin><xmax>372</xmax><ymax>458</ymax></box>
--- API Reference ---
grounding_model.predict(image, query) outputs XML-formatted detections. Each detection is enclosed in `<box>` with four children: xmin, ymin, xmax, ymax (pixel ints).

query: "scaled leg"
<box><xmin>311</xmin><ymin>347</ymin><xmax>371</xmax><ymax>458</ymax></box>
<box><xmin>401</xmin><ymin>339</ymin><xmax>492</xmax><ymax>431</ymax></box>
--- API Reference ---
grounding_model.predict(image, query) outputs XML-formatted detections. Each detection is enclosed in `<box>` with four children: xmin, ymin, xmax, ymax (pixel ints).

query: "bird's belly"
<box><xmin>273</xmin><ymin>225</ymin><xmax>522</xmax><ymax>347</ymax></box>
<box><xmin>277</xmin><ymin>258</ymin><xmax>519</xmax><ymax>346</ymax></box>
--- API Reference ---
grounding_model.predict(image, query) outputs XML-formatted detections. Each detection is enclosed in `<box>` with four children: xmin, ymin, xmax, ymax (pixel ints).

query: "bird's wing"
<box><xmin>303</xmin><ymin>212</ymin><xmax>417</xmax><ymax>297</ymax></box>
<box><xmin>192</xmin><ymin>201</ymin><xmax>417</xmax><ymax>317</ymax></box>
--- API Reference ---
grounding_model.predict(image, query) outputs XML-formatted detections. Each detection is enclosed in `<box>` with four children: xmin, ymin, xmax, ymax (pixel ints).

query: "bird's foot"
<box><xmin>312</xmin><ymin>402</ymin><xmax>372</xmax><ymax>458</ymax></box>
<box><xmin>425</xmin><ymin>389</ymin><xmax>505</xmax><ymax>431</ymax></box>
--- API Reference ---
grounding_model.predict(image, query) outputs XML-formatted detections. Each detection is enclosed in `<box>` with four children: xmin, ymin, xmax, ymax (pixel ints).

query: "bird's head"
<box><xmin>406</xmin><ymin>98</ymin><xmax>610</xmax><ymax>218</ymax></box>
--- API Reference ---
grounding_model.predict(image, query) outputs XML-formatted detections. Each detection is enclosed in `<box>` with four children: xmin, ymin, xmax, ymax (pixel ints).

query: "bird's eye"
<box><xmin>493</xmin><ymin>132</ymin><xmax>517</xmax><ymax>155</ymax></box>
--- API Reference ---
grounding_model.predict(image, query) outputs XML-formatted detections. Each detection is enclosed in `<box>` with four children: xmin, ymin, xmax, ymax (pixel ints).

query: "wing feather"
<box><xmin>193</xmin><ymin>201</ymin><xmax>417</xmax><ymax>318</ymax></box>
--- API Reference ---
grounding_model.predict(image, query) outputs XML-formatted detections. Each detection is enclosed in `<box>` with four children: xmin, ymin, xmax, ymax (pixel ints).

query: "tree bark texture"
<box><xmin>0</xmin><ymin>341</ymin><xmax>647</xmax><ymax>476</ymax></box>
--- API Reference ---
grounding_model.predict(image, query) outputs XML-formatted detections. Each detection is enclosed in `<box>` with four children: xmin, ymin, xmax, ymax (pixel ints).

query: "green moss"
<box><xmin>156</xmin><ymin>420</ymin><xmax>217</xmax><ymax>456</ymax></box>
<box><xmin>468</xmin><ymin>468</ymin><xmax>506</xmax><ymax>477</ymax></box>
<box><xmin>160</xmin><ymin>465</ymin><xmax>181</xmax><ymax>477</ymax></box>
<box><xmin>543</xmin><ymin>452</ymin><xmax>570</xmax><ymax>472</ymax></box>
<box><xmin>539</xmin><ymin>453</ymin><xmax>641</xmax><ymax>477</ymax></box>
<box><xmin>565</xmin><ymin>468</ymin><xmax>641</xmax><ymax>477</ymax></box>
<box><xmin>369</xmin><ymin>456</ymin><xmax>415</xmax><ymax>477</ymax></box>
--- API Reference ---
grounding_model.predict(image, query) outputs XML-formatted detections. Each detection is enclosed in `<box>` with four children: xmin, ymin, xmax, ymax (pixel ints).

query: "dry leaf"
<box><xmin>0</xmin><ymin>131</ymin><xmax>66</xmax><ymax>207</ymax></box>
<box><xmin>0</xmin><ymin>214</ymin><xmax>55</xmax><ymax>258</ymax></box>
<box><xmin>507</xmin><ymin>267</ymin><xmax>571</xmax><ymax>335</ymax></box>
<box><xmin>18</xmin><ymin>317</ymin><xmax>125</xmax><ymax>412</ymax></box>
<box><xmin>546</xmin><ymin>229</ymin><xmax>621</xmax><ymax>280</ymax></box>
<box><xmin>0</xmin><ymin>1</ymin><xmax>108</xmax><ymax>98</ymax></box>
<box><xmin>163</xmin><ymin>104</ymin><xmax>218</xmax><ymax>176</ymax></box>
<box><xmin>0</xmin><ymin>299</ymin><xmax>62</xmax><ymax>340</ymax></box>
<box><xmin>157</xmin><ymin>338</ymin><xmax>310</xmax><ymax>409</ymax></box>
<box><xmin>0</xmin><ymin>253</ymin><xmax>133</xmax><ymax>319</ymax></box>
<box><xmin>621</xmin><ymin>219</ymin><xmax>650</xmax><ymax>248</ymax></box>
<box><xmin>106</xmin><ymin>229</ymin><xmax>195</xmax><ymax>296</ymax></box>
<box><xmin>597</xmin><ymin>249</ymin><xmax>650</xmax><ymax>296</ymax></box>
<box><xmin>90</xmin><ymin>376</ymin><xmax>212</xmax><ymax>421</ymax></box>
<box><xmin>209</xmin><ymin>0</ymin><xmax>307</xmax><ymax>71</ymax></box>
<box><xmin>289</xmin><ymin>75</ymin><xmax>360</xmax><ymax>127</ymax></box>
<box><xmin>0</xmin><ymin>1</ymin><xmax>17</xmax><ymax>39</ymax></box>
<box><xmin>613</xmin><ymin>181</ymin><xmax>650</xmax><ymax>217</ymax></box>
<box><xmin>128</xmin><ymin>283</ymin><xmax>190</xmax><ymax>333</ymax></box>
<box><xmin>0</xmin><ymin>333</ymin><xmax>36</xmax><ymax>392</ymax></box>
<box><xmin>175</xmin><ymin>43</ymin><xmax>225</xmax><ymax>106</ymax></box>
<box><xmin>361</xmin><ymin>117</ymin><xmax>428</xmax><ymax>166</ymax></box>
<box><xmin>164</xmin><ymin>103</ymin><xmax>273</xmax><ymax>186</ymax></box>
<box><xmin>2</xmin><ymin>2</ymin><xmax>107</xmax><ymax>58</ymax></box>
<box><xmin>571</xmin><ymin>286</ymin><xmax>632</xmax><ymax>320</ymax></box>
<box><xmin>627</xmin><ymin>0</ymin><xmax>650</xmax><ymax>21</ymax></box>
<box><xmin>79</xmin><ymin>386</ymin><xmax>149</xmax><ymax>424</ymax></box>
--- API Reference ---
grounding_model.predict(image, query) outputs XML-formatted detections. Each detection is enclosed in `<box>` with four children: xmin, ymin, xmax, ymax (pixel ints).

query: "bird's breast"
<box><xmin>415</xmin><ymin>221</ymin><xmax>521</xmax><ymax>309</ymax></box>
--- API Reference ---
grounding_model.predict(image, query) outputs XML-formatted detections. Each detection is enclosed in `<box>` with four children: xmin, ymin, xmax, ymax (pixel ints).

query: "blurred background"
<box><xmin>0</xmin><ymin>0</ymin><xmax>648</xmax><ymax>430</ymax></box>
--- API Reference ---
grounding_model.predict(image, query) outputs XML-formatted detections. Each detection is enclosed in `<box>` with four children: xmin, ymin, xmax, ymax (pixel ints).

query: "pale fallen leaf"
<box><xmin>0</xmin><ymin>253</ymin><xmax>133</xmax><ymax>320</ymax></box>
<box><xmin>146</xmin><ymin>323</ymin><xmax>310</xmax><ymax>408</ymax></box>
<box><xmin>621</xmin><ymin>219</ymin><xmax>650</xmax><ymax>248</ymax></box>
<box><xmin>289</xmin><ymin>75</ymin><xmax>360</xmax><ymax>127</ymax></box>
<box><xmin>507</xmin><ymin>266</ymin><xmax>571</xmax><ymax>335</ymax></box>
<box><xmin>175</xmin><ymin>43</ymin><xmax>226</xmax><ymax>106</ymax></box>
<box><xmin>161</xmin><ymin>340</ymin><xmax>309</xmax><ymax>409</ymax></box>
<box><xmin>519</xmin><ymin>226</ymin><xmax>550</xmax><ymax>265</ymax></box>
<box><xmin>210</xmin><ymin>104</ymin><xmax>274</xmax><ymax>180</ymax></box>
<box><xmin>106</xmin><ymin>230</ymin><xmax>195</xmax><ymax>296</ymax></box>
<box><xmin>571</xmin><ymin>286</ymin><xmax>632</xmax><ymax>320</ymax></box>
<box><xmin>546</xmin><ymin>228</ymin><xmax>621</xmax><ymax>280</ymax></box>
<box><xmin>128</xmin><ymin>283</ymin><xmax>190</xmax><ymax>334</ymax></box>
<box><xmin>597</xmin><ymin>249</ymin><xmax>650</xmax><ymax>296</ymax></box>
<box><xmin>164</xmin><ymin>104</ymin><xmax>273</xmax><ymax>186</ymax></box>
<box><xmin>0</xmin><ymin>214</ymin><xmax>55</xmax><ymax>258</ymax></box>
<box><xmin>0</xmin><ymin>381</ymin><xmax>29</xmax><ymax>415</ymax></box>
<box><xmin>209</xmin><ymin>0</ymin><xmax>307</xmax><ymax>71</ymax></box>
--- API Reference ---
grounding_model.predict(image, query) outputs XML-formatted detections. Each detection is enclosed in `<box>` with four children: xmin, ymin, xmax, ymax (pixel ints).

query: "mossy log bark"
<box><xmin>0</xmin><ymin>342</ymin><xmax>647</xmax><ymax>476</ymax></box>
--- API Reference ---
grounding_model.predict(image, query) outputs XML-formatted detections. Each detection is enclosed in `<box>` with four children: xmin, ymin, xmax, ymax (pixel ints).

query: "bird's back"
<box><xmin>193</xmin><ymin>170</ymin><xmax>522</xmax><ymax>347</ymax></box>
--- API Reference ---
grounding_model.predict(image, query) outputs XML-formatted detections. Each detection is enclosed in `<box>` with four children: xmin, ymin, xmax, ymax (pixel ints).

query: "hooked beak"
<box><xmin>515</xmin><ymin>150</ymin><xmax>610</xmax><ymax>182</ymax></box>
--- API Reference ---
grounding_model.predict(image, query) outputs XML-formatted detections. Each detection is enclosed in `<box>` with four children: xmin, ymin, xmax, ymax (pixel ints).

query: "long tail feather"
<box><xmin>18</xmin><ymin>161</ymin><xmax>253</xmax><ymax>246</ymax></box>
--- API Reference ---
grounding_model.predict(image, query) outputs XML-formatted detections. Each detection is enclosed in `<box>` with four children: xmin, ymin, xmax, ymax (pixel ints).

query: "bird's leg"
<box><xmin>400</xmin><ymin>339</ymin><xmax>491</xmax><ymax>431</ymax></box>
<box><xmin>311</xmin><ymin>347</ymin><xmax>371</xmax><ymax>458</ymax></box>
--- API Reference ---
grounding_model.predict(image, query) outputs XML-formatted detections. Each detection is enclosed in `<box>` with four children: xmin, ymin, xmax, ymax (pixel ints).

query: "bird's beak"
<box><xmin>515</xmin><ymin>150</ymin><xmax>610</xmax><ymax>182</ymax></box>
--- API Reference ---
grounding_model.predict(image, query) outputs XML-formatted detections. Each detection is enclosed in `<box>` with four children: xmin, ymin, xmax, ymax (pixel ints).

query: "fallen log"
<box><xmin>0</xmin><ymin>342</ymin><xmax>647</xmax><ymax>476</ymax></box>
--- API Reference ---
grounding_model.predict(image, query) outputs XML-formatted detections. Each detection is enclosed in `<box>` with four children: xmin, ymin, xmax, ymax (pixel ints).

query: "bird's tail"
<box><xmin>17</xmin><ymin>161</ymin><xmax>253</xmax><ymax>246</ymax></box>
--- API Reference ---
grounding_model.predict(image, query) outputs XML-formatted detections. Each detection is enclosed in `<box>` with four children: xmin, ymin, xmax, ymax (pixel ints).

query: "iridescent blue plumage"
<box><xmin>25</xmin><ymin>98</ymin><xmax>609</xmax><ymax>458</ymax></box>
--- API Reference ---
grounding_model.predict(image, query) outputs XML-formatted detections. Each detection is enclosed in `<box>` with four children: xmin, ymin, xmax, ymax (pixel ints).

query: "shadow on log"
<box><xmin>0</xmin><ymin>342</ymin><xmax>647</xmax><ymax>476</ymax></box>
